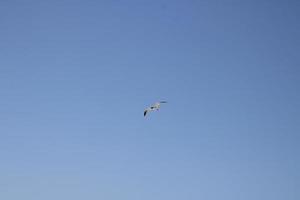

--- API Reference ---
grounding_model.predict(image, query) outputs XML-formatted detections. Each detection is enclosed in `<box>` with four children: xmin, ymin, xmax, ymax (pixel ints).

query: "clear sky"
<box><xmin>0</xmin><ymin>0</ymin><xmax>299</xmax><ymax>199</ymax></box>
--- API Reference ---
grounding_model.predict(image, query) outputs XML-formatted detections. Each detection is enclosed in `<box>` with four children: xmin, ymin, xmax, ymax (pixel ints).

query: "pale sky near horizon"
<box><xmin>0</xmin><ymin>1</ymin><xmax>299</xmax><ymax>199</ymax></box>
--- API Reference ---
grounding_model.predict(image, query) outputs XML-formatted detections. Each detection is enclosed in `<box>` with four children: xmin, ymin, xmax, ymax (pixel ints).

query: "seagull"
<box><xmin>144</xmin><ymin>101</ymin><xmax>167</xmax><ymax>117</ymax></box>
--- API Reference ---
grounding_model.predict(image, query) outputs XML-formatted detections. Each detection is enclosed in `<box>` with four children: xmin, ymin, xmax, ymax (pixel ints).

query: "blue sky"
<box><xmin>0</xmin><ymin>0</ymin><xmax>299</xmax><ymax>199</ymax></box>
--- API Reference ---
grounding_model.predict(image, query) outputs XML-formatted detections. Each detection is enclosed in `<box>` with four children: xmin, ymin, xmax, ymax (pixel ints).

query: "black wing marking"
<box><xmin>144</xmin><ymin>110</ymin><xmax>147</xmax><ymax>116</ymax></box>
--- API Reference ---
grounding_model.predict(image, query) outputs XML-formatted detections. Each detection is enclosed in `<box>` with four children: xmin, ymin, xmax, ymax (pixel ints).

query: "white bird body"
<box><xmin>144</xmin><ymin>101</ymin><xmax>167</xmax><ymax>116</ymax></box>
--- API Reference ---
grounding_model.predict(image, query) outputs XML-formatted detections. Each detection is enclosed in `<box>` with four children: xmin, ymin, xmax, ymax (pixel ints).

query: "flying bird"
<box><xmin>144</xmin><ymin>101</ymin><xmax>167</xmax><ymax>117</ymax></box>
